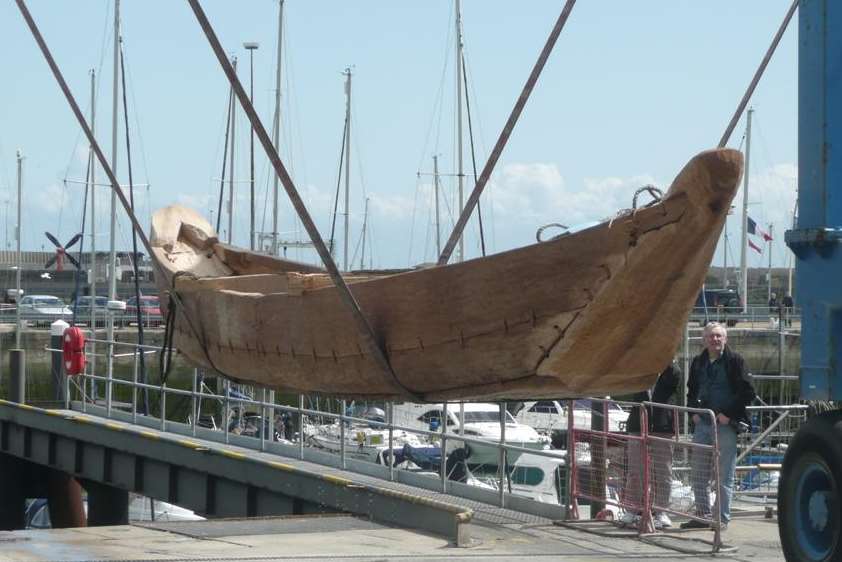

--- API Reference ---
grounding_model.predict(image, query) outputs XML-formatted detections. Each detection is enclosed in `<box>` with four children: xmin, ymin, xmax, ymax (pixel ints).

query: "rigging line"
<box><xmin>416</xmin><ymin>5</ymin><xmax>455</xmax><ymax>174</ymax></box>
<box><xmin>190</xmin><ymin>0</ymin><xmax>421</xmax><ymax>400</ymax></box>
<box><xmin>349</xmin><ymin>218</ymin><xmax>364</xmax><ymax>267</ymax></box>
<box><xmin>259</xmin><ymin>94</ymin><xmax>278</xmax><ymax>236</ymax></box>
<box><xmin>16</xmin><ymin>1</ymin><xmax>154</xmax><ymax>261</ymax></box>
<box><xmin>216</xmin><ymin>83</ymin><xmax>234</xmax><ymax>233</ymax></box>
<box><xmin>71</xmin><ymin>154</ymin><xmax>92</xmax><ymax>324</ymax></box>
<box><xmin>15</xmin><ymin>0</ymin><xmax>242</xmax><ymax>389</ymax></box>
<box><xmin>438</xmin><ymin>0</ymin><xmax>578</xmax><ymax>265</ymax></box>
<box><xmin>329</xmin><ymin>116</ymin><xmax>348</xmax><ymax>256</ymax></box>
<box><xmin>718</xmin><ymin>0</ymin><xmax>798</xmax><ymax>148</ymax></box>
<box><xmin>350</xmin><ymin>99</ymin><xmax>368</xmax><ymax>202</ymax></box>
<box><xmin>461</xmin><ymin>51</ymin><xmax>485</xmax><ymax>257</ymax></box>
<box><xmin>407</xmin><ymin>175</ymin><xmax>421</xmax><ymax>265</ymax></box>
<box><xmin>464</xmin><ymin>46</ymin><xmax>494</xmax><ymax>251</ymax></box>
<box><xmin>120</xmin><ymin>42</ymin><xmax>149</xmax><ymax>415</ymax></box>
<box><xmin>259</xmin><ymin>156</ymin><xmax>272</xmax><ymax>236</ymax></box>
<box><xmin>422</xmin><ymin>181</ymin><xmax>434</xmax><ymax>262</ymax></box>
<box><xmin>124</xmin><ymin>48</ymin><xmax>154</xmax><ymax>223</ymax></box>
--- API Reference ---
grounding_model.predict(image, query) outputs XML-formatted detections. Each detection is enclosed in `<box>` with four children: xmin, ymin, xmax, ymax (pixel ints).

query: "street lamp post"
<box><xmin>15</xmin><ymin>150</ymin><xmax>23</xmax><ymax>348</ymax></box>
<box><xmin>244</xmin><ymin>41</ymin><xmax>259</xmax><ymax>251</ymax></box>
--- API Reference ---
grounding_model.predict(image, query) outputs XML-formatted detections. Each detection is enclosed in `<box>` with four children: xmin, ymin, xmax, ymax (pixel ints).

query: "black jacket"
<box><xmin>626</xmin><ymin>363</ymin><xmax>681</xmax><ymax>434</ymax></box>
<box><xmin>687</xmin><ymin>345</ymin><xmax>755</xmax><ymax>426</ymax></box>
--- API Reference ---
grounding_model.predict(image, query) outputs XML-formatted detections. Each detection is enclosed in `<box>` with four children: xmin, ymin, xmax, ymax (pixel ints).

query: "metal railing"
<box><xmin>688</xmin><ymin>305</ymin><xmax>800</xmax><ymax>330</ymax></box>
<box><xmin>1</xmin><ymin>306</ymin><xmax>163</xmax><ymax>328</ymax></box>
<box><xmin>50</xmin><ymin>336</ymin><xmax>567</xmax><ymax>518</ymax></box>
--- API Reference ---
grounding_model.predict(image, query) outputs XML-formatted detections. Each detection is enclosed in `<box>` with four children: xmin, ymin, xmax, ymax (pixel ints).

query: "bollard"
<box><xmin>51</xmin><ymin>320</ymin><xmax>69</xmax><ymax>406</ymax></box>
<box><xmin>8</xmin><ymin>349</ymin><xmax>25</xmax><ymax>404</ymax></box>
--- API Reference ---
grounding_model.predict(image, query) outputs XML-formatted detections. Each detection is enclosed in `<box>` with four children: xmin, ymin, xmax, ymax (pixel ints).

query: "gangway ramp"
<box><xmin>0</xmin><ymin>399</ymin><xmax>557</xmax><ymax>545</ymax></box>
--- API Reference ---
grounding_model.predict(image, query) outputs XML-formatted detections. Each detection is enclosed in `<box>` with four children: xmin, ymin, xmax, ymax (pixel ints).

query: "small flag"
<box><xmin>748</xmin><ymin>216</ymin><xmax>773</xmax><ymax>241</ymax></box>
<box><xmin>758</xmin><ymin>226</ymin><xmax>773</xmax><ymax>242</ymax></box>
<box><xmin>748</xmin><ymin>239</ymin><xmax>763</xmax><ymax>254</ymax></box>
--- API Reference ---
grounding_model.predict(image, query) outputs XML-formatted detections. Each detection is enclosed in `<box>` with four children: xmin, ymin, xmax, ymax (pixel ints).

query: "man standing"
<box><xmin>681</xmin><ymin>322</ymin><xmax>755</xmax><ymax>530</ymax></box>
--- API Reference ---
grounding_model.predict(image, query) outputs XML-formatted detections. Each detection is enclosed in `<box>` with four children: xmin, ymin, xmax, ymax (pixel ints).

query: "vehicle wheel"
<box><xmin>779</xmin><ymin>411</ymin><xmax>842</xmax><ymax>561</ymax></box>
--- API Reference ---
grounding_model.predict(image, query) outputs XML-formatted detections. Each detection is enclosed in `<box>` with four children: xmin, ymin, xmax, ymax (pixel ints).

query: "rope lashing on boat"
<box><xmin>160</xmin><ymin>270</ymin><xmax>232</xmax><ymax>386</ymax></box>
<box><xmin>631</xmin><ymin>185</ymin><xmax>664</xmax><ymax>210</ymax></box>
<box><xmin>536</xmin><ymin>223</ymin><xmax>569</xmax><ymax>243</ymax></box>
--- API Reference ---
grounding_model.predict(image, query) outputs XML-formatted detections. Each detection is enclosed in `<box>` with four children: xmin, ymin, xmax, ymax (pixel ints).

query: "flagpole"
<box><xmin>740</xmin><ymin>108</ymin><xmax>753</xmax><ymax>313</ymax></box>
<box><xmin>767</xmin><ymin>223</ymin><xmax>773</xmax><ymax>304</ymax></box>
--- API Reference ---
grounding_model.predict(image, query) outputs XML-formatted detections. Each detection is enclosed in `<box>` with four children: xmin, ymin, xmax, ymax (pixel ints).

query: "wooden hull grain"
<box><xmin>151</xmin><ymin>148</ymin><xmax>743</xmax><ymax>400</ymax></box>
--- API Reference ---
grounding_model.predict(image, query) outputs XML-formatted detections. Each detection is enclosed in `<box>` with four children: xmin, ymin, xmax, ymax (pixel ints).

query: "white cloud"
<box><xmin>486</xmin><ymin>161</ymin><xmax>659</xmax><ymax>227</ymax></box>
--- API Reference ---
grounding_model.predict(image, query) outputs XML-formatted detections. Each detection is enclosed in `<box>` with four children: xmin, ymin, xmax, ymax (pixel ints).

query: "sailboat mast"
<box><xmin>106</xmin><ymin>0</ymin><xmax>119</xmax><ymax>383</ymax></box>
<box><xmin>433</xmin><ymin>154</ymin><xmax>441</xmax><ymax>255</ymax></box>
<box><xmin>343</xmin><ymin>67</ymin><xmax>352</xmax><ymax>271</ymax></box>
<box><xmin>271</xmin><ymin>0</ymin><xmax>284</xmax><ymax>256</ymax></box>
<box><xmin>740</xmin><ymin>107</ymin><xmax>753</xmax><ymax>313</ymax></box>
<box><xmin>89</xmin><ymin>69</ymin><xmax>97</xmax><ymax>331</ymax></box>
<box><xmin>245</xmin><ymin>42</ymin><xmax>259</xmax><ymax>251</ymax></box>
<box><xmin>228</xmin><ymin>57</ymin><xmax>238</xmax><ymax>244</ymax></box>
<box><xmin>455</xmin><ymin>0</ymin><xmax>464</xmax><ymax>262</ymax></box>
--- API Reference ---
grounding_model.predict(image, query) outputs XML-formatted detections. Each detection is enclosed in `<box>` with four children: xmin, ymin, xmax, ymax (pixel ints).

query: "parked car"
<box><xmin>70</xmin><ymin>295</ymin><xmax>110</xmax><ymax>326</ymax></box>
<box><xmin>17</xmin><ymin>295</ymin><xmax>72</xmax><ymax>326</ymax></box>
<box><xmin>124</xmin><ymin>295</ymin><xmax>162</xmax><ymax>327</ymax></box>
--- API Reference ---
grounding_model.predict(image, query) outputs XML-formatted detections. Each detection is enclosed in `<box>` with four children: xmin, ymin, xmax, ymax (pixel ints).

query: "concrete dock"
<box><xmin>0</xmin><ymin>512</ymin><xmax>784</xmax><ymax>561</ymax></box>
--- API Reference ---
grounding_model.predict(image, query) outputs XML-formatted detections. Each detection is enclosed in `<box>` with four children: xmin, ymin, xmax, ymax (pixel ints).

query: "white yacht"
<box><xmin>393</xmin><ymin>402</ymin><xmax>549</xmax><ymax>468</ymax></box>
<box><xmin>515</xmin><ymin>400</ymin><xmax>629</xmax><ymax>438</ymax></box>
<box><xmin>305</xmin><ymin>407</ymin><xmax>426</xmax><ymax>465</ymax></box>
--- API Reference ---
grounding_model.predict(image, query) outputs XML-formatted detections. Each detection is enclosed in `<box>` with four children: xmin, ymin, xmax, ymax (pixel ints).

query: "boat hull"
<box><xmin>151</xmin><ymin>149</ymin><xmax>742</xmax><ymax>400</ymax></box>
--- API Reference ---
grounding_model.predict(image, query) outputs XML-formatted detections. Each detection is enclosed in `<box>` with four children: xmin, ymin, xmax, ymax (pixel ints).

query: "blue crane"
<box><xmin>779</xmin><ymin>1</ymin><xmax>842</xmax><ymax>560</ymax></box>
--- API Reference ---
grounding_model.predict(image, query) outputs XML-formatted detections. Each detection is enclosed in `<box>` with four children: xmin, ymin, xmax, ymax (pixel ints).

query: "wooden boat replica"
<box><xmin>150</xmin><ymin>148</ymin><xmax>742</xmax><ymax>401</ymax></box>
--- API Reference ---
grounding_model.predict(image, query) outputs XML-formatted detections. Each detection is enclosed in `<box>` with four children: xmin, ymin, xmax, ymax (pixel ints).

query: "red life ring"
<box><xmin>63</xmin><ymin>326</ymin><xmax>86</xmax><ymax>376</ymax></box>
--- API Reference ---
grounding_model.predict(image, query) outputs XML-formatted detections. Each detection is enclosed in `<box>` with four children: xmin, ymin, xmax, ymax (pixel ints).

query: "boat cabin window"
<box><xmin>456</xmin><ymin>410</ymin><xmax>517</xmax><ymax>424</ymax></box>
<box><xmin>528</xmin><ymin>401</ymin><xmax>559</xmax><ymax>414</ymax></box>
<box><xmin>418</xmin><ymin>410</ymin><xmax>454</xmax><ymax>426</ymax></box>
<box><xmin>573</xmin><ymin>400</ymin><xmax>624</xmax><ymax>413</ymax></box>
<box><xmin>511</xmin><ymin>466</ymin><xmax>545</xmax><ymax>486</ymax></box>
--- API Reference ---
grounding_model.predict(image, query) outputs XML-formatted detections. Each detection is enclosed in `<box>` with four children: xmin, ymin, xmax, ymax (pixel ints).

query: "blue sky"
<box><xmin>0</xmin><ymin>1</ymin><xmax>797</xmax><ymax>271</ymax></box>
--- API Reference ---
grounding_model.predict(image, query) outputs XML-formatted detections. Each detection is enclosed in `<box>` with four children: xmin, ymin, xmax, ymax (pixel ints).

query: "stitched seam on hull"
<box><xmin>174</xmin><ymin>302</ymin><xmax>590</xmax><ymax>361</ymax></box>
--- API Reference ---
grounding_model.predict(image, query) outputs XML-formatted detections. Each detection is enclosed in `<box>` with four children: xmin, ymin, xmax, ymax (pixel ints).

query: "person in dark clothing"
<box><xmin>782</xmin><ymin>294</ymin><xmax>794</xmax><ymax>326</ymax></box>
<box><xmin>768</xmin><ymin>292</ymin><xmax>779</xmax><ymax>313</ymax></box>
<box><xmin>620</xmin><ymin>363</ymin><xmax>680</xmax><ymax>529</ymax></box>
<box><xmin>680</xmin><ymin>322</ymin><xmax>755</xmax><ymax>530</ymax></box>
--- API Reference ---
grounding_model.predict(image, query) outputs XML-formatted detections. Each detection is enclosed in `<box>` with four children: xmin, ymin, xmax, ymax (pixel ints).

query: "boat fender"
<box><xmin>63</xmin><ymin>326</ymin><xmax>86</xmax><ymax>375</ymax></box>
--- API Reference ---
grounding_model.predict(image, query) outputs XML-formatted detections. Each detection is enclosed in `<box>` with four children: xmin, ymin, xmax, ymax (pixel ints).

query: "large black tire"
<box><xmin>779</xmin><ymin>411</ymin><xmax>842</xmax><ymax>561</ymax></box>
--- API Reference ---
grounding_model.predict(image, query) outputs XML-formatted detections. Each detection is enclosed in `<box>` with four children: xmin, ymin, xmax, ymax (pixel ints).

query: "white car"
<box><xmin>17</xmin><ymin>294</ymin><xmax>73</xmax><ymax>326</ymax></box>
<box><xmin>515</xmin><ymin>400</ymin><xmax>629</xmax><ymax>437</ymax></box>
